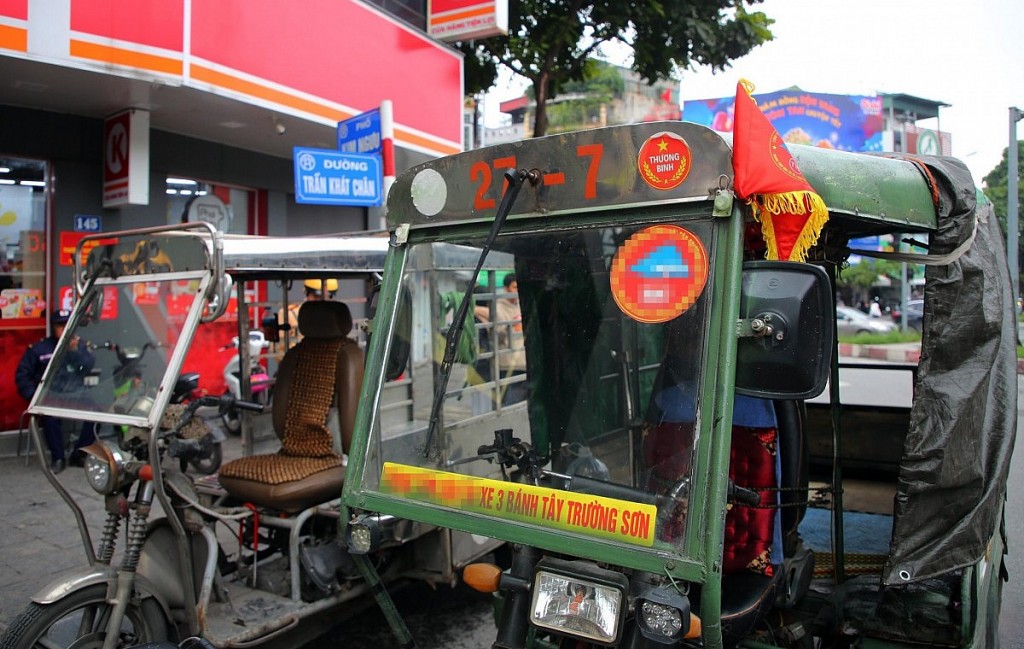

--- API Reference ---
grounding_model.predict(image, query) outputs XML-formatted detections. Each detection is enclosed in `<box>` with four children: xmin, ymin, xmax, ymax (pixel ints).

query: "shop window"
<box><xmin>164</xmin><ymin>176</ymin><xmax>260</xmax><ymax>401</ymax></box>
<box><xmin>0</xmin><ymin>157</ymin><xmax>47</xmax><ymax>319</ymax></box>
<box><xmin>165</xmin><ymin>177</ymin><xmax>254</xmax><ymax>235</ymax></box>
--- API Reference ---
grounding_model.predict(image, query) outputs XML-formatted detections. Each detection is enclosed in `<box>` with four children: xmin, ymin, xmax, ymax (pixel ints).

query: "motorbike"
<box><xmin>217</xmin><ymin>330</ymin><xmax>272</xmax><ymax>435</ymax></box>
<box><xmin>97</xmin><ymin>341</ymin><xmax>223</xmax><ymax>475</ymax></box>
<box><xmin>1</xmin><ymin>222</ymin><xmax>498</xmax><ymax>649</ymax></box>
<box><xmin>0</xmin><ymin>393</ymin><xmax>263</xmax><ymax>649</ymax></box>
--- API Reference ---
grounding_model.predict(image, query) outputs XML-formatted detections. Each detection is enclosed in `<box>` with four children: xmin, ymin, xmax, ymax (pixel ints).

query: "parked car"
<box><xmin>891</xmin><ymin>299</ymin><xmax>924</xmax><ymax>331</ymax></box>
<box><xmin>837</xmin><ymin>305</ymin><xmax>898</xmax><ymax>336</ymax></box>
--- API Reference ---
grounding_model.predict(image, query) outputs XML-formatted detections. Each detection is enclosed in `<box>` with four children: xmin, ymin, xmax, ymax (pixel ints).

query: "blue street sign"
<box><xmin>337</xmin><ymin>109</ymin><xmax>382</xmax><ymax>154</ymax></box>
<box><xmin>293</xmin><ymin>147</ymin><xmax>382</xmax><ymax>206</ymax></box>
<box><xmin>74</xmin><ymin>214</ymin><xmax>102</xmax><ymax>232</ymax></box>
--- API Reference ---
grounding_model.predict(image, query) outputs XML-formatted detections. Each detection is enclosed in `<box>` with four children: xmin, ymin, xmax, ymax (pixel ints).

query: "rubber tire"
<box><xmin>188</xmin><ymin>441</ymin><xmax>222</xmax><ymax>475</ymax></box>
<box><xmin>0</xmin><ymin>583</ymin><xmax>171</xmax><ymax>649</ymax></box>
<box><xmin>221</xmin><ymin>409</ymin><xmax>241</xmax><ymax>436</ymax></box>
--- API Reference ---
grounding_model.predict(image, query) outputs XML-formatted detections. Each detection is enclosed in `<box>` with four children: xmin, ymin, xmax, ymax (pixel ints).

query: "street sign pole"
<box><xmin>381</xmin><ymin>100</ymin><xmax>395</xmax><ymax>230</ymax></box>
<box><xmin>1009</xmin><ymin>107</ymin><xmax>1022</xmax><ymax>324</ymax></box>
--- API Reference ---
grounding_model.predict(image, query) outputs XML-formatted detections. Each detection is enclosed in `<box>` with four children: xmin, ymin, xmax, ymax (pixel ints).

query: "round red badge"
<box><xmin>637</xmin><ymin>132</ymin><xmax>692</xmax><ymax>190</ymax></box>
<box><xmin>610</xmin><ymin>225</ymin><xmax>709</xmax><ymax>323</ymax></box>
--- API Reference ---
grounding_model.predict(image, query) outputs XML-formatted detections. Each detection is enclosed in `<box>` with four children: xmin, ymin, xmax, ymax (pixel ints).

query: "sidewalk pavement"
<box><xmin>841</xmin><ymin>341</ymin><xmax>1024</xmax><ymax>374</ymax></box>
<box><xmin>839</xmin><ymin>342</ymin><xmax>920</xmax><ymax>364</ymax></box>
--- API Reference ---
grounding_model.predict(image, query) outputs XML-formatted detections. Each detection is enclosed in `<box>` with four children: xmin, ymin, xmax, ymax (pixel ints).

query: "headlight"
<box><xmin>636</xmin><ymin>585</ymin><xmax>692</xmax><ymax>644</ymax></box>
<box><xmin>81</xmin><ymin>442</ymin><xmax>130</xmax><ymax>495</ymax></box>
<box><xmin>346</xmin><ymin>513</ymin><xmax>399</xmax><ymax>554</ymax></box>
<box><xmin>530</xmin><ymin>558</ymin><xmax>628</xmax><ymax>645</ymax></box>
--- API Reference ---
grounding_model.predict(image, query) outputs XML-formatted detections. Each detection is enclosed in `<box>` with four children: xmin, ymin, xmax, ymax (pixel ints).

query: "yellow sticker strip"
<box><xmin>381</xmin><ymin>462</ymin><xmax>657</xmax><ymax>547</ymax></box>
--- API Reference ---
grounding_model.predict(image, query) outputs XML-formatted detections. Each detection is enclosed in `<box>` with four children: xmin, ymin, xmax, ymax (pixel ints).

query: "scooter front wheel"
<box><xmin>188</xmin><ymin>441</ymin><xmax>222</xmax><ymax>475</ymax></box>
<box><xmin>221</xmin><ymin>398</ymin><xmax>241</xmax><ymax>436</ymax></box>
<box><xmin>0</xmin><ymin>583</ymin><xmax>172</xmax><ymax>649</ymax></box>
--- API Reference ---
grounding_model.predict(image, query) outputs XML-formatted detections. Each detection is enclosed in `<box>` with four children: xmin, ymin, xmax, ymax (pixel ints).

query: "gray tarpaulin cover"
<box><xmin>883</xmin><ymin>157</ymin><xmax>1018</xmax><ymax>585</ymax></box>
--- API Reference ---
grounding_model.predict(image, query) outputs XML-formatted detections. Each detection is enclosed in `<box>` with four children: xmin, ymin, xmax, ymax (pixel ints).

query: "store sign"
<box><xmin>103</xmin><ymin>109</ymin><xmax>150</xmax><ymax>207</ymax></box>
<box><xmin>59</xmin><ymin>231</ymin><xmax>116</xmax><ymax>267</ymax></box>
<box><xmin>913</xmin><ymin>129</ymin><xmax>940</xmax><ymax>155</ymax></box>
<box><xmin>428</xmin><ymin>0</ymin><xmax>508</xmax><ymax>42</ymax></box>
<box><xmin>293</xmin><ymin>147</ymin><xmax>382</xmax><ymax>206</ymax></box>
<box><xmin>184</xmin><ymin>193</ymin><xmax>232</xmax><ymax>231</ymax></box>
<box><xmin>338</xmin><ymin>109</ymin><xmax>382</xmax><ymax>154</ymax></box>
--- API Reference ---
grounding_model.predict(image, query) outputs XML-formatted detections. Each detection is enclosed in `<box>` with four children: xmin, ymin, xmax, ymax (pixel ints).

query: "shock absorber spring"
<box><xmin>96</xmin><ymin>512</ymin><xmax>122</xmax><ymax>565</ymax></box>
<box><xmin>122</xmin><ymin>506</ymin><xmax>151</xmax><ymax>572</ymax></box>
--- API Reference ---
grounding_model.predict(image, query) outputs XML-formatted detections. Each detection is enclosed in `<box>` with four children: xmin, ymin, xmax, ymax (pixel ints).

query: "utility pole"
<box><xmin>1009</xmin><ymin>107</ymin><xmax>1022</xmax><ymax>321</ymax></box>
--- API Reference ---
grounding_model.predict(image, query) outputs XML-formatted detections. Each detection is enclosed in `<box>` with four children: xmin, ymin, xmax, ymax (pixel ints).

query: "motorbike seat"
<box><xmin>218</xmin><ymin>300</ymin><xmax>364</xmax><ymax>512</ymax></box>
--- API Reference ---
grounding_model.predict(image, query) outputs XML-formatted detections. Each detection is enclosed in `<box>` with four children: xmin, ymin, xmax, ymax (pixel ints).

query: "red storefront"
<box><xmin>0</xmin><ymin>0</ymin><xmax>463</xmax><ymax>433</ymax></box>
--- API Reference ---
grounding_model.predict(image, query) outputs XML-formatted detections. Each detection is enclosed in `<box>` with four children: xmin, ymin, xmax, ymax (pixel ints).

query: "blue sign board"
<box><xmin>74</xmin><ymin>214</ymin><xmax>102</xmax><ymax>232</ymax></box>
<box><xmin>337</xmin><ymin>109</ymin><xmax>382</xmax><ymax>154</ymax></box>
<box><xmin>293</xmin><ymin>147</ymin><xmax>382</xmax><ymax>206</ymax></box>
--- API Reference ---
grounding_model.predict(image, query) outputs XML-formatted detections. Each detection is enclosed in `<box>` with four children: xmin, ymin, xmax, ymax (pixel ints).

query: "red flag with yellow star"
<box><xmin>732</xmin><ymin>80</ymin><xmax>829</xmax><ymax>262</ymax></box>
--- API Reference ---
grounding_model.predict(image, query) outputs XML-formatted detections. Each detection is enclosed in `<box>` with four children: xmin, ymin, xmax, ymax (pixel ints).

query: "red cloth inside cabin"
<box><xmin>723</xmin><ymin>425</ymin><xmax>778</xmax><ymax>575</ymax></box>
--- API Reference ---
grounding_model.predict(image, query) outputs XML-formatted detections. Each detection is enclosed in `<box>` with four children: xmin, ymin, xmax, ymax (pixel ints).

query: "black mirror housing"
<box><xmin>735</xmin><ymin>261</ymin><xmax>833</xmax><ymax>400</ymax></box>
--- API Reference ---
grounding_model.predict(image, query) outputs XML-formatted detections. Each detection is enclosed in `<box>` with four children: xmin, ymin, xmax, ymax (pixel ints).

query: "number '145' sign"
<box><xmin>74</xmin><ymin>214</ymin><xmax>102</xmax><ymax>233</ymax></box>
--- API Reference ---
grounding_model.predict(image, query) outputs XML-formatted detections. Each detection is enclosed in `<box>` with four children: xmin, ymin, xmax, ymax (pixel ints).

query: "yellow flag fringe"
<box><xmin>748</xmin><ymin>191</ymin><xmax>829</xmax><ymax>262</ymax></box>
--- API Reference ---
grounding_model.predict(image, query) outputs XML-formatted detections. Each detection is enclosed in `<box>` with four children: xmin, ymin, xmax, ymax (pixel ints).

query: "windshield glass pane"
<box><xmin>34</xmin><ymin>278</ymin><xmax>204</xmax><ymax>421</ymax></box>
<box><xmin>364</xmin><ymin>221</ymin><xmax>713</xmax><ymax>553</ymax></box>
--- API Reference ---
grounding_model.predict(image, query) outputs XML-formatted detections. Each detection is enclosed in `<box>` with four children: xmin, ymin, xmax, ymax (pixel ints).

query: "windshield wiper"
<box><xmin>423</xmin><ymin>168</ymin><xmax>536</xmax><ymax>458</ymax></box>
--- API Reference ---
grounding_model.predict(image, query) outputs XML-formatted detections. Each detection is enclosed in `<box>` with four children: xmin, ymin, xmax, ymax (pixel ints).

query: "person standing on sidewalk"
<box><xmin>14</xmin><ymin>309</ymin><xmax>97</xmax><ymax>473</ymax></box>
<box><xmin>494</xmin><ymin>274</ymin><xmax>527</xmax><ymax>405</ymax></box>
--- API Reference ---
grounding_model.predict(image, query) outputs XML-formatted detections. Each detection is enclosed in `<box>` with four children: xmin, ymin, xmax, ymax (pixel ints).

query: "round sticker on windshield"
<box><xmin>637</xmin><ymin>131</ymin><xmax>692</xmax><ymax>190</ymax></box>
<box><xmin>610</xmin><ymin>225</ymin><xmax>708</xmax><ymax>323</ymax></box>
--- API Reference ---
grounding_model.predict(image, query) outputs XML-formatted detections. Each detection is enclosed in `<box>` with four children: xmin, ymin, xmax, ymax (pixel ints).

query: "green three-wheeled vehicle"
<box><xmin>342</xmin><ymin>120</ymin><xmax>1016</xmax><ymax>648</ymax></box>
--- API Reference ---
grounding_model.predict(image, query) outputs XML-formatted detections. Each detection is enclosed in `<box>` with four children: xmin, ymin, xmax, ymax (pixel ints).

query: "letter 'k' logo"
<box><xmin>106</xmin><ymin>123</ymin><xmax>128</xmax><ymax>176</ymax></box>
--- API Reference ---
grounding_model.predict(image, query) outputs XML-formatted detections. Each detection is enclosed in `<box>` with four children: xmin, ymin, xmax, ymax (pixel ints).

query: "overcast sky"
<box><xmin>486</xmin><ymin>0</ymin><xmax>1023</xmax><ymax>185</ymax></box>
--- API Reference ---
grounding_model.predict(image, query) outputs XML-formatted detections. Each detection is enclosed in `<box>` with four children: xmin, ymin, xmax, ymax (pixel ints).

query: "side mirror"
<box><xmin>735</xmin><ymin>261</ymin><xmax>833</xmax><ymax>400</ymax></box>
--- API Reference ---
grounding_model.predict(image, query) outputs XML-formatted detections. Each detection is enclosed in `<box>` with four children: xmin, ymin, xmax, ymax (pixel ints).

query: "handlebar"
<box><xmin>728</xmin><ymin>483</ymin><xmax>762</xmax><ymax>508</ymax></box>
<box><xmin>164</xmin><ymin>394</ymin><xmax>264</xmax><ymax>465</ymax></box>
<box><xmin>188</xmin><ymin>393</ymin><xmax>265</xmax><ymax>416</ymax></box>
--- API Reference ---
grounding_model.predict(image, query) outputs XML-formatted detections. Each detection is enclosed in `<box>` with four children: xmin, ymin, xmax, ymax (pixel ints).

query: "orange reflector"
<box><xmin>463</xmin><ymin>563</ymin><xmax>502</xmax><ymax>593</ymax></box>
<box><xmin>139</xmin><ymin>465</ymin><xmax>154</xmax><ymax>481</ymax></box>
<box><xmin>685</xmin><ymin>612</ymin><xmax>702</xmax><ymax>639</ymax></box>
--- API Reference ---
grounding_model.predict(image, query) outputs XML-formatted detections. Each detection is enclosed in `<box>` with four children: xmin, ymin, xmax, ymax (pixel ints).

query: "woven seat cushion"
<box><xmin>219</xmin><ymin>463</ymin><xmax>345</xmax><ymax>512</ymax></box>
<box><xmin>219</xmin><ymin>315</ymin><xmax>348</xmax><ymax>511</ymax></box>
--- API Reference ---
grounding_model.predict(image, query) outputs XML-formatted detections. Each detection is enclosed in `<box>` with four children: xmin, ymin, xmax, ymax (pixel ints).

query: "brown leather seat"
<box><xmin>218</xmin><ymin>300</ymin><xmax>364</xmax><ymax>512</ymax></box>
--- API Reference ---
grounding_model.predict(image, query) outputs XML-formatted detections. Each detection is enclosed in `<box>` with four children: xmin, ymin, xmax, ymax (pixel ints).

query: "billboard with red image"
<box><xmin>683</xmin><ymin>89</ymin><xmax>884</xmax><ymax>153</ymax></box>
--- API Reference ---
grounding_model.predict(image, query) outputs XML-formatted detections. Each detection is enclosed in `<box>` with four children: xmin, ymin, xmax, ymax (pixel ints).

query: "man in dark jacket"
<box><xmin>15</xmin><ymin>309</ymin><xmax>97</xmax><ymax>473</ymax></box>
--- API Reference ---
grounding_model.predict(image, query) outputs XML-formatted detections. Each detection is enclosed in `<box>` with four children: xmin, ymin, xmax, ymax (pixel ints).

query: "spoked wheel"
<box><xmin>0</xmin><ymin>584</ymin><xmax>171</xmax><ymax>649</ymax></box>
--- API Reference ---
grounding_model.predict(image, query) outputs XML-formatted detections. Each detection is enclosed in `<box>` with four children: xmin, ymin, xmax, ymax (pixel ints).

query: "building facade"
<box><xmin>0</xmin><ymin>0</ymin><xmax>461</xmax><ymax>436</ymax></box>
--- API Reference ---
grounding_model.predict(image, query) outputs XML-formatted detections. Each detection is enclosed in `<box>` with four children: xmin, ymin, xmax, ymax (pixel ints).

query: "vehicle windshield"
<box><xmin>361</xmin><ymin>219</ymin><xmax>714</xmax><ymax>554</ymax></box>
<box><xmin>33</xmin><ymin>276</ymin><xmax>209</xmax><ymax>426</ymax></box>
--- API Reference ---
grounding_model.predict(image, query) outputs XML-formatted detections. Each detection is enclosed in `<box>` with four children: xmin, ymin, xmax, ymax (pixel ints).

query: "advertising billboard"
<box><xmin>683</xmin><ymin>89</ymin><xmax>884</xmax><ymax>153</ymax></box>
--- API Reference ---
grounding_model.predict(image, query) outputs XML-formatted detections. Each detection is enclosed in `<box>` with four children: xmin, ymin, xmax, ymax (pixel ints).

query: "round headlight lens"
<box><xmin>84</xmin><ymin>454</ymin><xmax>114</xmax><ymax>494</ymax></box>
